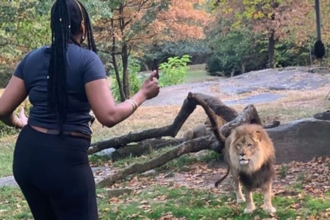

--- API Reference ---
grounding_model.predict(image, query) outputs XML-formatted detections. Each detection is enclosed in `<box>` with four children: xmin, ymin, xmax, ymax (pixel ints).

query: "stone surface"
<box><xmin>0</xmin><ymin>176</ymin><xmax>17</xmax><ymax>187</ymax></box>
<box><xmin>143</xmin><ymin>68</ymin><xmax>330</xmax><ymax>107</ymax></box>
<box><xmin>267</xmin><ymin>118</ymin><xmax>330</xmax><ymax>164</ymax></box>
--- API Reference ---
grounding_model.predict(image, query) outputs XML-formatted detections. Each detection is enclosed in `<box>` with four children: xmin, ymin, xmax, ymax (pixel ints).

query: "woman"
<box><xmin>0</xmin><ymin>0</ymin><xmax>160</xmax><ymax>219</ymax></box>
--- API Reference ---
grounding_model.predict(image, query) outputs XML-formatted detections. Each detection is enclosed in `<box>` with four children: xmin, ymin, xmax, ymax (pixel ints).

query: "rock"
<box><xmin>0</xmin><ymin>176</ymin><xmax>17</xmax><ymax>188</ymax></box>
<box><xmin>106</xmin><ymin>188</ymin><xmax>134</xmax><ymax>198</ymax></box>
<box><xmin>313</xmin><ymin>110</ymin><xmax>330</xmax><ymax>121</ymax></box>
<box><xmin>266</xmin><ymin>118</ymin><xmax>330</xmax><ymax>164</ymax></box>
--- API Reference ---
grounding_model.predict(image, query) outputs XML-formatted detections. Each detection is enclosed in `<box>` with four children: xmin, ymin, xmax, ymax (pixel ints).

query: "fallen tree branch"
<box><xmin>97</xmin><ymin>103</ymin><xmax>266</xmax><ymax>186</ymax></box>
<box><xmin>188</xmin><ymin>93</ymin><xmax>225</xmax><ymax>142</ymax></box>
<box><xmin>88</xmin><ymin>93</ymin><xmax>238</xmax><ymax>155</ymax></box>
<box><xmin>220</xmin><ymin>104</ymin><xmax>263</xmax><ymax>139</ymax></box>
<box><xmin>88</xmin><ymin>98</ymin><xmax>196</xmax><ymax>154</ymax></box>
<box><xmin>98</xmin><ymin>135</ymin><xmax>220</xmax><ymax>187</ymax></box>
<box><xmin>111</xmin><ymin>138</ymin><xmax>184</xmax><ymax>160</ymax></box>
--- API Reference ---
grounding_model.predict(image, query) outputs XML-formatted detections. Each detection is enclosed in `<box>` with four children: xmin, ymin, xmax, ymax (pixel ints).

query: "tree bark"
<box><xmin>88</xmin><ymin>92</ymin><xmax>238</xmax><ymax>155</ymax></box>
<box><xmin>111</xmin><ymin>138</ymin><xmax>184</xmax><ymax>160</ymax></box>
<box><xmin>122</xmin><ymin>44</ymin><xmax>130</xmax><ymax>98</ymax></box>
<box><xmin>88</xmin><ymin>97</ymin><xmax>197</xmax><ymax>155</ymax></box>
<box><xmin>110</xmin><ymin>11</ymin><xmax>125</xmax><ymax>101</ymax></box>
<box><xmin>118</xmin><ymin>3</ymin><xmax>130</xmax><ymax>99</ymax></box>
<box><xmin>95</xmin><ymin>93</ymin><xmax>276</xmax><ymax>187</ymax></box>
<box><xmin>98</xmin><ymin>135</ymin><xmax>220</xmax><ymax>187</ymax></box>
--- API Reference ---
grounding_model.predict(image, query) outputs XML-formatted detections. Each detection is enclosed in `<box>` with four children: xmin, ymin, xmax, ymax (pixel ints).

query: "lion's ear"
<box><xmin>252</xmin><ymin>130</ymin><xmax>262</xmax><ymax>142</ymax></box>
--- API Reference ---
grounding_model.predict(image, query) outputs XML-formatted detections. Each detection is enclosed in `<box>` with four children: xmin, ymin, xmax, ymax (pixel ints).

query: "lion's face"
<box><xmin>228</xmin><ymin>125</ymin><xmax>270</xmax><ymax>173</ymax></box>
<box><xmin>232</xmin><ymin>135</ymin><xmax>259</xmax><ymax>166</ymax></box>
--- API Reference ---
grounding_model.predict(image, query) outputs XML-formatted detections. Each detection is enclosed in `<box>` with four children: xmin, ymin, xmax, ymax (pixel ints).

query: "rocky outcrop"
<box><xmin>267</xmin><ymin>118</ymin><xmax>330</xmax><ymax>164</ymax></box>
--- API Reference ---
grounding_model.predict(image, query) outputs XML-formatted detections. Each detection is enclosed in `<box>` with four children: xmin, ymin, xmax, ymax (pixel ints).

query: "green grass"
<box><xmin>184</xmin><ymin>69</ymin><xmax>218</xmax><ymax>84</ymax></box>
<box><xmin>1</xmin><ymin>184</ymin><xmax>330</xmax><ymax>220</ymax></box>
<box><xmin>0</xmin><ymin>144</ymin><xmax>14</xmax><ymax>178</ymax></box>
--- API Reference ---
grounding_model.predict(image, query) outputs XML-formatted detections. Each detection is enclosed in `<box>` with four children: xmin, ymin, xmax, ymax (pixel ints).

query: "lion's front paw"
<box><xmin>236</xmin><ymin>197</ymin><xmax>246</xmax><ymax>204</ymax></box>
<box><xmin>244</xmin><ymin>206</ymin><xmax>256</xmax><ymax>214</ymax></box>
<box><xmin>263</xmin><ymin>205</ymin><xmax>276</xmax><ymax>213</ymax></box>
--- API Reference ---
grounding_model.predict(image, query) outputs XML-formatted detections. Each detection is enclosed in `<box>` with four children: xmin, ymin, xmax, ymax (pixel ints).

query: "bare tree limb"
<box><xmin>111</xmin><ymin>138</ymin><xmax>184</xmax><ymax>160</ymax></box>
<box><xmin>96</xmin><ymin>97</ymin><xmax>272</xmax><ymax>186</ymax></box>
<box><xmin>88</xmin><ymin>97</ymin><xmax>197</xmax><ymax>154</ymax></box>
<box><xmin>88</xmin><ymin>92</ymin><xmax>240</xmax><ymax>154</ymax></box>
<box><xmin>98</xmin><ymin>135</ymin><xmax>220</xmax><ymax>187</ymax></box>
<box><xmin>220</xmin><ymin>104</ymin><xmax>263</xmax><ymax>138</ymax></box>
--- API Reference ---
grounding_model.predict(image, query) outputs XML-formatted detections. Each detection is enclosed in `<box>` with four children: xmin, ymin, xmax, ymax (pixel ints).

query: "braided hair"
<box><xmin>48</xmin><ymin>0</ymin><xmax>97</xmax><ymax>134</ymax></box>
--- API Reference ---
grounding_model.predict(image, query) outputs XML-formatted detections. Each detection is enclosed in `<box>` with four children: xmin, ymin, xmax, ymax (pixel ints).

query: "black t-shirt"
<box><xmin>13</xmin><ymin>44</ymin><xmax>107</xmax><ymax>136</ymax></box>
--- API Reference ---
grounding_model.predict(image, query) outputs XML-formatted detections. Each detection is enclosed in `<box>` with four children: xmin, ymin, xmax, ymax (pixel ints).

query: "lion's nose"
<box><xmin>239</xmin><ymin>153</ymin><xmax>245</xmax><ymax>156</ymax></box>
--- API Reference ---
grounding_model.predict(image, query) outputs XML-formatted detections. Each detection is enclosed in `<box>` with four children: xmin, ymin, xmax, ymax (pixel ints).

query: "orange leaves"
<box><xmin>93</xmin><ymin>0</ymin><xmax>211</xmax><ymax>49</ymax></box>
<box><xmin>155</xmin><ymin>0</ymin><xmax>211</xmax><ymax>41</ymax></box>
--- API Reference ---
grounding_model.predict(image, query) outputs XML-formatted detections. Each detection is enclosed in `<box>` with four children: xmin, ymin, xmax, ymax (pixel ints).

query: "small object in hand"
<box><xmin>152</xmin><ymin>59</ymin><xmax>159</xmax><ymax>79</ymax></box>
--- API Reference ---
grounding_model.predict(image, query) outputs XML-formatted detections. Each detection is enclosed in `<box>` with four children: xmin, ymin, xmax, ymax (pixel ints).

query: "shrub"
<box><xmin>158</xmin><ymin>55</ymin><xmax>191</xmax><ymax>87</ymax></box>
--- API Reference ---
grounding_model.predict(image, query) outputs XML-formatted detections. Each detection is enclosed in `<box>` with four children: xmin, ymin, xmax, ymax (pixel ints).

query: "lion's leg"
<box><xmin>262</xmin><ymin>182</ymin><xmax>276</xmax><ymax>213</ymax></box>
<box><xmin>232</xmin><ymin>174</ymin><xmax>245</xmax><ymax>203</ymax></box>
<box><xmin>243</xmin><ymin>189</ymin><xmax>256</xmax><ymax>214</ymax></box>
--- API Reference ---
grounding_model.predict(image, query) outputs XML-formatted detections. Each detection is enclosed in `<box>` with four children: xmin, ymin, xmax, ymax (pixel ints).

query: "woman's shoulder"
<box><xmin>68</xmin><ymin>44</ymin><xmax>101</xmax><ymax>62</ymax></box>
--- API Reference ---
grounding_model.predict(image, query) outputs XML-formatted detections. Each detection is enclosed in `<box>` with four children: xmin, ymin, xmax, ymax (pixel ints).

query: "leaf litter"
<box><xmin>93</xmin><ymin>154</ymin><xmax>330</xmax><ymax>219</ymax></box>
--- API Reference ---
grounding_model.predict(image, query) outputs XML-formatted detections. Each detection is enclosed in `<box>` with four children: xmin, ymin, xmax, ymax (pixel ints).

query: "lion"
<box><xmin>214</xmin><ymin>123</ymin><xmax>276</xmax><ymax>214</ymax></box>
<box><xmin>182</xmin><ymin>115</ymin><xmax>226</xmax><ymax>141</ymax></box>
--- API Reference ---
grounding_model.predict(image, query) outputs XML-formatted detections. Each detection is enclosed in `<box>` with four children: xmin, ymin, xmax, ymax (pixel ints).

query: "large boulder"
<box><xmin>266</xmin><ymin>118</ymin><xmax>330</xmax><ymax>164</ymax></box>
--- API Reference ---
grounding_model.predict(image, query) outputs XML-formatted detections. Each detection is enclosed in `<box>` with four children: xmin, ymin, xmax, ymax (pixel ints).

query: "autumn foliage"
<box><xmin>93</xmin><ymin>0</ymin><xmax>211</xmax><ymax>100</ymax></box>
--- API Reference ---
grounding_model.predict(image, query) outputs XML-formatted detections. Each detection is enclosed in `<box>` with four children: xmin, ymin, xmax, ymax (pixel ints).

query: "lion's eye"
<box><xmin>247</xmin><ymin>143</ymin><xmax>253</xmax><ymax>148</ymax></box>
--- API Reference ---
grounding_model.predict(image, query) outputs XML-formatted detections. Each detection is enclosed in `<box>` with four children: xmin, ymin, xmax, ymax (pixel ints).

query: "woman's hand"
<box><xmin>16</xmin><ymin>107</ymin><xmax>28</xmax><ymax>128</ymax></box>
<box><xmin>139</xmin><ymin>70</ymin><xmax>160</xmax><ymax>100</ymax></box>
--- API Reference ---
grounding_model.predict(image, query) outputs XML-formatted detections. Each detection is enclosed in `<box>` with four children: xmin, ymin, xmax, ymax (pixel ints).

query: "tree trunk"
<box><xmin>118</xmin><ymin>3</ymin><xmax>130</xmax><ymax>99</ymax></box>
<box><xmin>268</xmin><ymin>30</ymin><xmax>275</xmax><ymax>69</ymax></box>
<box><xmin>110</xmin><ymin>12</ymin><xmax>125</xmax><ymax>101</ymax></box>
<box><xmin>241</xmin><ymin>62</ymin><xmax>246</xmax><ymax>73</ymax></box>
<box><xmin>122</xmin><ymin>44</ymin><xmax>130</xmax><ymax>98</ymax></box>
<box><xmin>111</xmin><ymin>138</ymin><xmax>184</xmax><ymax>160</ymax></box>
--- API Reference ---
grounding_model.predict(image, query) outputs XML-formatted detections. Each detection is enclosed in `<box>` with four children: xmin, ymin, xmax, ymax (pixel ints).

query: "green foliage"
<box><xmin>141</xmin><ymin>40</ymin><xmax>211</xmax><ymax>69</ymax></box>
<box><xmin>206</xmin><ymin>27</ymin><xmax>267</xmax><ymax>76</ymax></box>
<box><xmin>273</xmin><ymin>35</ymin><xmax>312</xmax><ymax>67</ymax></box>
<box><xmin>110</xmin><ymin>55</ymin><xmax>191</xmax><ymax>101</ymax></box>
<box><xmin>0</xmin><ymin>66</ymin><xmax>14</xmax><ymax>88</ymax></box>
<box><xmin>110</xmin><ymin>58</ymin><xmax>146</xmax><ymax>101</ymax></box>
<box><xmin>158</xmin><ymin>55</ymin><xmax>191</xmax><ymax>87</ymax></box>
<box><xmin>0</xmin><ymin>123</ymin><xmax>17</xmax><ymax>138</ymax></box>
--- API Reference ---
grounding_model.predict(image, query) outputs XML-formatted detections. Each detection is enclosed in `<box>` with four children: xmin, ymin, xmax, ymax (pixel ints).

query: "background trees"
<box><xmin>1</xmin><ymin>0</ymin><xmax>330</xmax><ymax>88</ymax></box>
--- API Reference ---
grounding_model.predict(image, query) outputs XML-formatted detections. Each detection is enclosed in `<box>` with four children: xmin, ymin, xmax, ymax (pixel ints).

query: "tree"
<box><xmin>211</xmin><ymin>0</ymin><xmax>312</xmax><ymax>68</ymax></box>
<box><xmin>92</xmin><ymin>0</ymin><xmax>210</xmax><ymax>101</ymax></box>
<box><xmin>0</xmin><ymin>0</ymin><xmax>51</xmax><ymax>87</ymax></box>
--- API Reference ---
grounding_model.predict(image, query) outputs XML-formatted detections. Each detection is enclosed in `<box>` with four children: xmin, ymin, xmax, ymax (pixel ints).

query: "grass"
<box><xmin>183</xmin><ymin>64</ymin><xmax>218</xmax><ymax>83</ymax></box>
<box><xmin>0</xmin><ymin>144</ymin><xmax>14</xmax><ymax>178</ymax></box>
<box><xmin>1</xmin><ymin>184</ymin><xmax>330</xmax><ymax>220</ymax></box>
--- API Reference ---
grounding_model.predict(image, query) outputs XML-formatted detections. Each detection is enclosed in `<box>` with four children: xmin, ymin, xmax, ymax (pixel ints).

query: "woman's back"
<box><xmin>15</xmin><ymin>44</ymin><xmax>106</xmax><ymax>135</ymax></box>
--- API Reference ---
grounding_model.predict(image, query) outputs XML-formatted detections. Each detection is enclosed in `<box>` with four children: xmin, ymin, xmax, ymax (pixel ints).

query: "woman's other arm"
<box><xmin>0</xmin><ymin>76</ymin><xmax>28</xmax><ymax>128</ymax></box>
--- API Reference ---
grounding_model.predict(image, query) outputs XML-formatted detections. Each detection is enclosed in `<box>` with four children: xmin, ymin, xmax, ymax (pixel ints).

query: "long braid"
<box><xmin>83</xmin><ymin>6</ymin><xmax>97</xmax><ymax>53</ymax></box>
<box><xmin>48</xmin><ymin>0</ymin><xmax>70</xmax><ymax>134</ymax></box>
<box><xmin>48</xmin><ymin>0</ymin><xmax>97</xmax><ymax>134</ymax></box>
